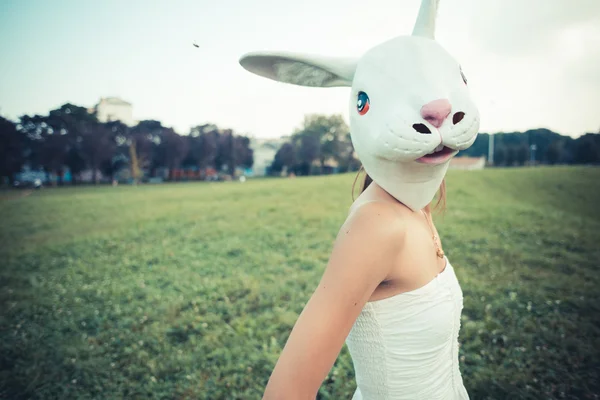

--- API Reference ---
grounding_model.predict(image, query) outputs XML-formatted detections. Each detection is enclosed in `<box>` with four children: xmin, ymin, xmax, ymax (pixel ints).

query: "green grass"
<box><xmin>1</xmin><ymin>167</ymin><xmax>599</xmax><ymax>400</ymax></box>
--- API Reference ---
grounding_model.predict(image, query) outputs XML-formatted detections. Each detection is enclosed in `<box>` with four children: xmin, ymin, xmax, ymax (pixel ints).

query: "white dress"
<box><xmin>345</xmin><ymin>258</ymin><xmax>469</xmax><ymax>400</ymax></box>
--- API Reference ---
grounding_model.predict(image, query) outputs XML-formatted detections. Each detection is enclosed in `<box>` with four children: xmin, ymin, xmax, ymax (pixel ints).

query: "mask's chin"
<box><xmin>362</xmin><ymin>154</ymin><xmax>451</xmax><ymax>211</ymax></box>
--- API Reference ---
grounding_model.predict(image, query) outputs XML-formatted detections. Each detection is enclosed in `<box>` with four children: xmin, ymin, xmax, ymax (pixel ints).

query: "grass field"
<box><xmin>1</xmin><ymin>167</ymin><xmax>599</xmax><ymax>400</ymax></box>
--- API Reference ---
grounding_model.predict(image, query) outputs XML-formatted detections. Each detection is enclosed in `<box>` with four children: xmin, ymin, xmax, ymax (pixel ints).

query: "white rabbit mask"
<box><xmin>239</xmin><ymin>0</ymin><xmax>479</xmax><ymax>211</ymax></box>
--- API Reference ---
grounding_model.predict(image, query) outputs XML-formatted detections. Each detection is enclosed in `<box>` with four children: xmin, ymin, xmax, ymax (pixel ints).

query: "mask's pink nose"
<box><xmin>420</xmin><ymin>99</ymin><xmax>451</xmax><ymax>128</ymax></box>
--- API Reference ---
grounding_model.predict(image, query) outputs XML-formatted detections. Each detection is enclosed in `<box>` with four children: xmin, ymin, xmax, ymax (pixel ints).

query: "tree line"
<box><xmin>0</xmin><ymin>103</ymin><xmax>253</xmax><ymax>185</ymax></box>
<box><xmin>461</xmin><ymin>128</ymin><xmax>600</xmax><ymax>166</ymax></box>
<box><xmin>2</xmin><ymin>105</ymin><xmax>598</xmax><ymax>185</ymax></box>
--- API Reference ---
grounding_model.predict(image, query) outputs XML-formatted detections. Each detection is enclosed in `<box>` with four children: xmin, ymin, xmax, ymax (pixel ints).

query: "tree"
<box><xmin>337</xmin><ymin>131</ymin><xmax>360</xmax><ymax>173</ymax></box>
<box><xmin>505</xmin><ymin>146</ymin><xmax>516</xmax><ymax>166</ymax></box>
<box><xmin>188</xmin><ymin>124</ymin><xmax>219</xmax><ymax>171</ymax></box>
<box><xmin>494</xmin><ymin>144</ymin><xmax>507</xmax><ymax>166</ymax></box>
<box><xmin>101</xmin><ymin>153</ymin><xmax>128</xmax><ymax>183</ymax></box>
<box><xmin>516</xmin><ymin>144</ymin><xmax>529</xmax><ymax>166</ymax></box>
<box><xmin>217</xmin><ymin>129</ymin><xmax>236</xmax><ymax>175</ymax></box>
<box><xmin>545</xmin><ymin>141</ymin><xmax>563</xmax><ymax>165</ymax></box>
<box><xmin>271</xmin><ymin>142</ymin><xmax>296</xmax><ymax>175</ymax></box>
<box><xmin>296</xmin><ymin>134</ymin><xmax>320</xmax><ymax>175</ymax></box>
<box><xmin>234</xmin><ymin>136</ymin><xmax>254</xmax><ymax>170</ymax></box>
<box><xmin>129</xmin><ymin>120</ymin><xmax>165</xmax><ymax>177</ymax></box>
<box><xmin>292</xmin><ymin>114</ymin><xmax>349</xmax><ymax>174</ymax></box>
<box><xmin>43</xmin><ymin>103</ymin><xmax>116</xmax><ymax>184</ymax></box>
<box><xmin>212</xmin><ymin>129</ymin><xmax>253</xmax><ymax>176</ymax></box>
<box><xmin>0</xmin><ymin>116</ymin><xmax>26</xmax><ymax>185</ymax></box>
<box><xmin>64</xmin><ymin>146</ymin><xmax>86</xmax><ymax>184</ymax></box>
<box><xmin>18</xmin><ymin>114</ymin><xmax>69</xmax><ymax>185</ymax></box>
<box><xmin>101</xmin><ymin>121</ymin><xmax>130</xmax><ymax>182</ymax></box>
<box><xmin>47</xmin><ymin>104</ymin><xmax>93</xmax><ymax>183</ymax></box>
<box><xmin>105</xmin><ymin>120</ymin><xmax>130</xmax><ymax>147</ymax></box>
<box><xmin>574</xmin><ymin>134</ymin><xmax>600</xmax><ymax>164</ymax></box>
<box><xmin>81</xmin><ymin>124</ymin><xmax>115</xmax><ymax>184</ymax></box>
<box><xmin>157</xmin><ymin>128</ymin><xmax>189</xmax><ymax>180</ymax></box>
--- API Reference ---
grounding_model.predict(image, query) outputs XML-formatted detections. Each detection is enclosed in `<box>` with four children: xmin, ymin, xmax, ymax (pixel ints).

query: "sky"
<box><xmin>0</xmin><ymin>0</ymin><xmax>599</xmax><ymax>139</ymax></box>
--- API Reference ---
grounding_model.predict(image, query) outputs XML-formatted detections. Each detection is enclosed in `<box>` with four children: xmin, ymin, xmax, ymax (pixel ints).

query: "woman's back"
<box><xmin>346</xmin><ymin>258</ymin><xmax>469</xmax><ymax>400</ymax></box>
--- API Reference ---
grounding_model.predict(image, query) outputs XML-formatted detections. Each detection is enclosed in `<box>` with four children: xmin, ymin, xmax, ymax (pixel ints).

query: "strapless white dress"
<box><xmin>345</xmin><ymin>258</ymin><xmax>469</xmax><ymax>400</ymax></box>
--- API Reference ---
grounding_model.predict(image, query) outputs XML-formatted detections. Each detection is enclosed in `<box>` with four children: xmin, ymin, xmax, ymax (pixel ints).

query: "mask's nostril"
<box><xmin>453</xmin><ymin>112</ymin><xmax>465</xmax><ymax>125</ymax></box>
<box><xmin>413</xmin><ymin>123</ymin><xmax>432</xmax><ymax>134</ymax></box>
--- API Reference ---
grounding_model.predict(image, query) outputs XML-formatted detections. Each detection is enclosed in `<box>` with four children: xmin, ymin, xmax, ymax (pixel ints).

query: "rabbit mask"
<box><xmin>239</xmin><ymin>0</ymin><xmax>479</xmax><ymax>211</ymax></box>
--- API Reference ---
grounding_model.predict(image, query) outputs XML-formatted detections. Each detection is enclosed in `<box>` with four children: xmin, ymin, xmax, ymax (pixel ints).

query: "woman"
<box><xmin>238</xmin><ymin>1</ymin><xmax>479</xmax><ymax>398</ymax></box>
<box><xmin>262</xmin><ymin>174</ymin><xmax>469</xmax><ymax>399</ymax></box>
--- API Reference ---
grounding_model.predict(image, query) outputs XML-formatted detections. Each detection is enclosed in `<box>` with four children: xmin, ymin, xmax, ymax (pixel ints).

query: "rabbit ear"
<box><xmin>411</xmin><ymin>0</ymin><xmax>440</xmax><ymax>39</ymax></box>
<box><xmin>239</xmin><ymin>52</ymin><xmax>357</xmax><ymax>88</ymax></box>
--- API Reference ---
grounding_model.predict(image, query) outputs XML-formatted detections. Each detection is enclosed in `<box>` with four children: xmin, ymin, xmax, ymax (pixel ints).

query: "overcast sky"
<box><xmin>0</xmin><ymin>0</ymin><xmax>599</xmax><ymax>138</ymax></box>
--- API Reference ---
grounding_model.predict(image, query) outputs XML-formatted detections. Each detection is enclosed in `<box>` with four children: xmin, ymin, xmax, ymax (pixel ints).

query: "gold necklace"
<box><xmin>421</xmin><ymin>210</ymin><xmax>445</xmax><ymax>259</ymax></box>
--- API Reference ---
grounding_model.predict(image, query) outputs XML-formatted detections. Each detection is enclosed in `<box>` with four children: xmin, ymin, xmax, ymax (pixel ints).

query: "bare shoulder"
<box><xmin>329</xmin><ymin>201</ymin><xmax>408</xmax><ymax>278</ymax></box>
<box><xmin>343</xmin><ymin>200</ymin><xmax>408</xmax><ymax>243</ymax></box>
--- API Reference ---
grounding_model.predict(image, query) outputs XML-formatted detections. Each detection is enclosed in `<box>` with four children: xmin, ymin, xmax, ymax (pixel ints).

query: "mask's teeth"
<box><xmin>435</xmin><ymin>144</ymin><xmax>444</xmax><ymax>152</ymax></box>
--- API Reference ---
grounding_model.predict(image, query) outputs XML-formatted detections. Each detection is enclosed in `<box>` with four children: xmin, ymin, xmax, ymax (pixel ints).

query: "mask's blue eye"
<box><xmin>357</xmin><ymin>91</ymin><xmax>370</xmax><ymax>115</ymax></box>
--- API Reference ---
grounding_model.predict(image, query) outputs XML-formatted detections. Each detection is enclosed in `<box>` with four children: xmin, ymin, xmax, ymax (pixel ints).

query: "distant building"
<box><xmin>249</xmin><ymin>137</ymin><xmax>288</xmax><ymax>176</ymax></box>
<box><xmin>91</xmin><ymin>97</ymin><xmax>135</xmax><ymax>126</ymax></box>
<box><xmin>449</xmin><ymin>156</ymin><xmax>486</xmax><ymax>170</ymax></box>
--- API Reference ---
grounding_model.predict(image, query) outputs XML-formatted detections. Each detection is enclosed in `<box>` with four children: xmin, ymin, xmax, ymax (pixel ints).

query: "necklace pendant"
<box><xmin>437</xmin><ymin>248</ymin><xmax>445</xmax><ymax>259</ymax></box>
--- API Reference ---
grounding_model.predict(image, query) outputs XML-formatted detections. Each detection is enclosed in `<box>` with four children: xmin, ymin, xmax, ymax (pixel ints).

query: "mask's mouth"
<box><xmin>415</xmin><ymin>145</ymin><xmax>458</xmax><ymax>165</ymax></box>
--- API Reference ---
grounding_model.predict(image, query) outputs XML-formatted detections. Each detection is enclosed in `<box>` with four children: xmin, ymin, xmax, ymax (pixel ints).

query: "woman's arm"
<box><xmin>263</xmin><ymin>202</ymin><xmax>406</xmax><ymax>400</ymax></box>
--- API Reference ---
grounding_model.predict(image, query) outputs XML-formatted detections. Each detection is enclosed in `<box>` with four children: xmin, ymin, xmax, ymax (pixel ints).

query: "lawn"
<box><xmin>1</xmin><ymin>167</ymin><xmax>599</xmax><ymax>400</ymax></box>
